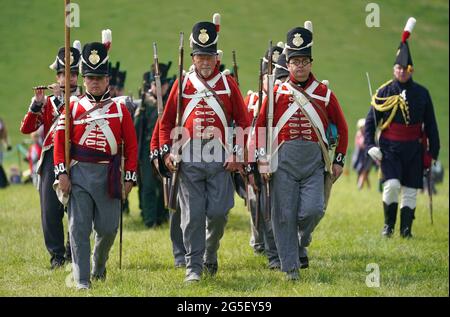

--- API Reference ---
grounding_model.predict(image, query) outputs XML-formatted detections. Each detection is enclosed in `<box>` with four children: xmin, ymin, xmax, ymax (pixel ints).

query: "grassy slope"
<box><xmin>0</xmin><ymin>0</ymin><xmax>448</xmax><ymax>165</ymax></box>
<box><xmin>0</xmin><ymin>171</ymin><xmax>448</xmax><ymax>296</ymax></box>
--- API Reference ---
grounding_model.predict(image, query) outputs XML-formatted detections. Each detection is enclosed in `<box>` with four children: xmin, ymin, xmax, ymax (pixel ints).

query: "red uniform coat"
<box><xmin>159</xmin><ymin>67</ymin><xmax>250</xmax><ymax>155</ymax></box>
<box><xmin>21</xmin><ymin>95</ymin><xmax>71</xmax><ymax>151</ymax></box>
<box><xmin>254</xmin><ymin>73</ymin><xmax>348</xmax><ymax>164</ymax></box>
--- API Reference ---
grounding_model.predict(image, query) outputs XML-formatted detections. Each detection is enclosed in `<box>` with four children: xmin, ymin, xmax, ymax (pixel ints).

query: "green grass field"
<box><xmin>0</xmin><ymin>171</ymin><xmax>448</xmax><ymax>296</ymax></box>
<box><xmin>0</xmin><ymin>0</ymin><xmax>448</xmax><ymax>297</ymax></box>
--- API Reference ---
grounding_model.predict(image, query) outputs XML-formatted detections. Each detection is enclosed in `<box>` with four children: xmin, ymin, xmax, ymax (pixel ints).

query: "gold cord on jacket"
<box><xmin>371</xmin><ymin>80</ymin><xmax>409</xmax><ymax>130</ymax></box>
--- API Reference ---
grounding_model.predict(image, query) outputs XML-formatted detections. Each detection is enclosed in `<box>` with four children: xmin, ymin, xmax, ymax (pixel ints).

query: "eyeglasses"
<box><xmin>288</xmin><ymin>58</ymin><xmax>313</xmax><ymax>67</ymax></box>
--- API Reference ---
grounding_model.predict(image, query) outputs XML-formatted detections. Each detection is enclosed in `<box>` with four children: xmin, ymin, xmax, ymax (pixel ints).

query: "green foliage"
<box><xmin>0</xmin><ymin>0</ymin><xmax>448</xmax><ymax>166</ymax></box>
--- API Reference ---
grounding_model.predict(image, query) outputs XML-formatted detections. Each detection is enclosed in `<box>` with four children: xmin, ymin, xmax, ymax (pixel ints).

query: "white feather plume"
<box><xmin>49</xmin><ymin>59</ymin><xmax>58</xmax><ymax>70</ymax></box>
<box><xmin>73</xmin><ymin>40</ymin><xmax>81</xmax><ymax>53</ymax></box>
<box><xmin>276</xmin><ymin>41</ymin><xmax>285</xmax><ymax>48</ymax></box>
<box><xmin>213</xmin><ymin>13</ymin><xmax>221</xmax><ymax>26</ymax></box>
<box><xmin>404</xmin><ymin>17</ymin><xmax>416</xmax><ymax>33</ymax></box>
<box><xmin>101</xmin><ymin>29</ymin><xmax>112</xmax><ymax>50</ymax></box>
<box><xmin>304</xmin><ymin>21</ymin><xmax>313</xmax><ymax>33</ymax></box>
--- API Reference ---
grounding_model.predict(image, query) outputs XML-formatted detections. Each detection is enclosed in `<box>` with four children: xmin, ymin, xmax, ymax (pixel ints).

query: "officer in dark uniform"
<box><xmin>135</xmin><ymin>63</ymin><xmax>173</xmax><ymax>227</ymax></box>
<box><xmin>365</xmin><ymin>17</ymin><xmax>440</xmax><ymax>238</ymax></box>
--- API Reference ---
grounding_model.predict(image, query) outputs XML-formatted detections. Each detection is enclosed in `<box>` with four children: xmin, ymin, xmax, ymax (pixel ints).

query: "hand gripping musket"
<box><xmin>167</xmin><ymin>32</ymin><xmax>184</xmax><ymax>211</ymax></box>
<box><xmin>153</xmin><ymin>42</ymin><xmax>170</xmax><ymax>208</ymax></box>
<box><xmin>232</xmin><ymin>50</ymin><xmax>239</xmax><ymax>86</ymax></box>
<box><xmin>119</xmin><ymin>142</ymin><xmax>124</xmax><ymax>269</ymax></box>
<box><xmin>231</xmin><ymin>50</ymin><xmax>249</xmax><ymax>210</ymax></box>
<box><xmin>264</xmin><ymin>41</ymin><xmax>275</xmax><ymax>222</ymax></box>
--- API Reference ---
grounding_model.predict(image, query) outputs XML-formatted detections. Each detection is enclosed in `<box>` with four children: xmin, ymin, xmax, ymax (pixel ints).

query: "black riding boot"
<box><xmin>381</xmin><ymin>202</ymin><xmax>398</xmax><ymax>237</ymax></box>
<box><xmin>400</xmin><ymin>207</ymin><xmax>415</xmax><ymax>238</ymax></box>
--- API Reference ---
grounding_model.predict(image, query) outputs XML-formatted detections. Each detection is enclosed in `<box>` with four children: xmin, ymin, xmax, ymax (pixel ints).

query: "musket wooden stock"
<box><xmin>232</xmin><ymin>50</ymin><xmax>239</xmax><ymax>86</ymax></box>
<box><xmin>153</xmin><ymin>41</ymin><xmax>170</xmax><ymax>209</ymax></box>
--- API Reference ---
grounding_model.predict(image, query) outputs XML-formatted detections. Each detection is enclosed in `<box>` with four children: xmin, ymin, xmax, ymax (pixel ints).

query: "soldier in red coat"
<box><xmin>54</xmin><ymin>41</ymin><xmax>137</xmax><ymax>289</ymax></box>
<box><xmin>254</xmin><ymin>22</ymin><xmax>348</xmax><ymax>280</ymax></box>
<box><xmin>159</xmin><ymin>19</ymin><xmax>251</xmax><ymax>282</ymax></box>
<box><xmin>20</xmin><ymin>44</ymin><xmax>82</xmax><ymax>269</ymax></box>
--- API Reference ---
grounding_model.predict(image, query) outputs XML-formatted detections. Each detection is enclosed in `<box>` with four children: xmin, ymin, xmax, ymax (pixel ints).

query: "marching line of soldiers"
<box><xmin>18</xmin><ymin>13</ymin><xmax>439</xmax><ymax>289</ymax></box>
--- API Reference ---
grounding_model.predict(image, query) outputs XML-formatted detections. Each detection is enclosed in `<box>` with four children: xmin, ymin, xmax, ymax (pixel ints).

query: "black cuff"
<box><xmin>333</xmin><ymin>153</ymin><xmax>345</xmax><ymax>167</ymax></box>
<box><xmin>159</xmin><ymin>144</ymin><xmax>171</xmax><ymax>158</ymax></box>
<box><xmin>245</xmin><ymin>163</ymin><xmax>257</xmax><ymax>174</ymax></box>
<box><xmin>54</xmin><ymin>163</ymin><xmax>67</xmax><ymax>179</ymax></box>
<box><xmin>125</xmin><ymin>171</ymin><xmax>137</xmax><ymax>183</ymax></box>
<box><xmin>30</xmin><ymin>101</ymin><xmax>44</xmax><ymax>113</ymax></box>
<box><xmin>232</xmin><ymin>144</ymin><xmax>244</xmax><ymax>161</ymax></box>
<box><xmin>255</xmin><ymin>147</ymin><xmax>267</xmax><ymax>161</ymax></box>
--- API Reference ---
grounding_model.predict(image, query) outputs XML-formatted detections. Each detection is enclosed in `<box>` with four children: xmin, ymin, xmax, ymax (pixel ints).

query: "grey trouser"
<box><xmin>170</xmin><ymin>202</ymin><xmax>186</xmax><ymax>265</ymax></box>
<box><xmin>271</xmin><ymin>139</ymin><xmax>325</xmax><ymax>272</ymax></box>
<box><xmin>68</xmin><ymin>162</ymin><xmax>120</xmax><ymax>286</ymax></box>
<box><xmin>178</xmin><ymin>139</ymin><xmax>234</xmax><ymax>275</ymax></box>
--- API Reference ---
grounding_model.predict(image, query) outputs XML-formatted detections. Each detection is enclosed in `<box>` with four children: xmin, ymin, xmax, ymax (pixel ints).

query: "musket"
<box><xmin>167</xmin><ymin>32</ymin><xmax>184</xmax><ymax>211</ymax></box>
<box><xmin>153</xmin><ymin>42</ymin><xmax>170</xmax><ymax>208</ymax></box>
<box><xmin>250</xmin><ymin>58</ymin><xmax>264</xmax><ymax>229</ymax></box>
<box><xmin>264</xmin><ymin>41</ymin><xmax>275</xmax><ymax>222</ymax></box>
<box><xmin>232</xmin><ymin>50</ymin><xmax>239</xmax><ymax>86</ymax></box>
<box><xmin>119</xmin><ymin>141</ymin><xmax>125</xmax><ymax>269</ymax></box>
<box><xmin>366</xmin><ymin>72</ymin><xmax>380</xmax><ymax>147</ymax></box>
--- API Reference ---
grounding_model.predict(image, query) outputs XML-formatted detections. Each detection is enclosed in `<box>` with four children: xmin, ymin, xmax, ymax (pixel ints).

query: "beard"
<box><xmin>198</xmin><ymin>67</ymin><xmax>213</xmax><ymax>78</ymax></box>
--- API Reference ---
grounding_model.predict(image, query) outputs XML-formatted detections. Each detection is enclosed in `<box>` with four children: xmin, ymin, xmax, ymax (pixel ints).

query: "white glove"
<box><xmin>368</xmin><ymin>147</ymin><xmax>383</xmax><ymax>161</ymax></box>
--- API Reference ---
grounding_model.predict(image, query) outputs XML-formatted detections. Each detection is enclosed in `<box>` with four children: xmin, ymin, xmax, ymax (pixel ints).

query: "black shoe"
<box><xmin>50</xmin><ymin>256</ymin><xmax>65</xmax><ymax>269</ymax></box>
<box><xmin>253</xmin><ymin>248</ymin><xmax>265</xmax><ymax>256</ymax></box>
<box><xmin>145</xmin><ymin>221</ymin><xmax>157</xmax><ymax>229</ymax></box>
<box><xmin>91</xmin><ymin>269</ymin><xmax>107</xmax><ymax>282</ymax></box>
<box><xmin>268</xmin><ymin>262</ymin><xmax>281</xmax><ymax>270</ymax></box>
<box><xmin>299</xmin><ymin>256</ymin><xmax>309</xmax><ymax>269</ymax></box>
<box><xmin>286</xmin><ymin>269</ymin><xmax>299</xmax><ymax>281</ymax></box>
<box><xmin>381</xmin><ymin>224</ymin><xmax>394</xmax><ymax>237</ymax></box>
<box><xmin>175</xmin><ymin>262</ymin><xmax>186</xmax><ymax>269</ymax></box>
<box><xmin>203</xmin><ymin>262</ymin><xmax>218</xmax><ymax>276</ymax></box>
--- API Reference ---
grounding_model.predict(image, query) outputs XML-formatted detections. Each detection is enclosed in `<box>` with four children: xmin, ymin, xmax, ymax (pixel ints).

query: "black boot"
<box><xmin>64</xmin><ymin>232</ymin><xmax>72</xmax><ymax>263</ymax></box>
<box><xmin>400</xmin><ymin>207</ymin><xmax>415</xmax><ymax>238</ymax></box>
<box><xmin>381</xmin><ymin>202</ymin><xmax>398</xmax><ymax>237</ymax></box>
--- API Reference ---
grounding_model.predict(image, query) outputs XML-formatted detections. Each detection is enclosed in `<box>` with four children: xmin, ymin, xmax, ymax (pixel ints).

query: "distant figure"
<box><xmin>352</xmin><ymin>118</ymin><xmax>374</xmax><ymax>189</ymax></box>
<box><xmin>0</xmin><ymin>117</ymin><xmax>12</xmax><ymax>188</ymax></box>
<box><xmin>365</xmin><ymin>18</ymin><xmax>440</xmax><ymax>238</ymax></box>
